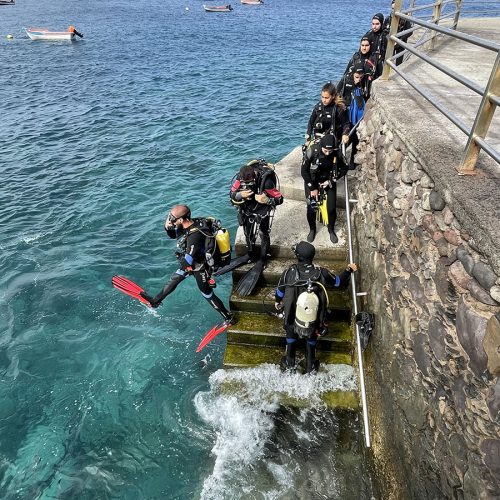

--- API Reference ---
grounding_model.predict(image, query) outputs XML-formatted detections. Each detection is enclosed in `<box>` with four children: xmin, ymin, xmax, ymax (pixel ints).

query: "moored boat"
<box><xmin>241</xmin><ymin>0</ymin><xmax>263</xmax><ymax>4</ymax></box>
<box><xmin>0</xmin><ymin>0</ymin><xmax>15</xmax><ymax>5</ymax></box>
<box><xmin>203</xmin><ymin>4</ymin><xmax>233</xmax><ymax>12</ymax></box>
<box><xmin>26</xmin><ymin>26</ymin><xmax>84</xmax><ymax>41</ymax></box>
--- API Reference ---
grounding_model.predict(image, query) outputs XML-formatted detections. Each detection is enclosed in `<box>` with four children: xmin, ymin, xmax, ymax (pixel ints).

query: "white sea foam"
<box><xmin>195</xmin><ymin>363</ymin><xmax>357</xmax><ymax>499</ymax></box>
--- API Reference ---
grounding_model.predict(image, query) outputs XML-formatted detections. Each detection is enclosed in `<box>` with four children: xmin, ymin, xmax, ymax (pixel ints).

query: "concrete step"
<box><xmin>234</xmin><ymin>198</ymin><xmax>349</xmax><ymax>261</ymax></box>
<box><xmin>228</xmin><ymin>312</ymin><xmax>353</xmax><ymax>352</ymax></box>
<box><xmin>273</xmin><ymin>146</ymin><xmax>349</xmax><ymax>209</ymax></box>
<box><xmin>223</xmin><ymin>343</ymin><xmax>353</xmax><ymax>368</ymax></box>
<box><xmin>229</xmin><ymin>257</ymin><xmax>352</xmax><ymax>287</ymax></box>
<box><xmin>230</xmin><ymin>284</ymin><xmax>352</xmax><ymax>320</ymax></box>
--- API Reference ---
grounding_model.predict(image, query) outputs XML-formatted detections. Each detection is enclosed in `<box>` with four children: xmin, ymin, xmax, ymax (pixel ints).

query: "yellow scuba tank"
<box><xmin>215</xmin><ymin>228</ymin><xmax>231</xmax><ymax>264</ymax></box>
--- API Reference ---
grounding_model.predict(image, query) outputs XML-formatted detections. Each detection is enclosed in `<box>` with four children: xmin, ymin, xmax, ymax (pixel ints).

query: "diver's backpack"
<box><xmin>349</xmin><ymin>87</ymin><xmax>365</xmax><ymax>124</ymax></box>
<box><xmin>193</xmin><ymin>218</ymin><xmax>231</xmax><ymax>271</ymax></box>
<box><xmin>247</xmin><ymin>158</ymin><xmax>280</xmax><ymax>195</ymax></box>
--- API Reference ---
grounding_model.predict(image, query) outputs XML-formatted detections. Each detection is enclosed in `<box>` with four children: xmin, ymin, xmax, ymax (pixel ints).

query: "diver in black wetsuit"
<box><xmin>275</xmin><ymin>241</ymin><xmax>357</xmax><ymax>373</ymax></box>
<box><xmin>140</xmin><ymin>204</ymin><xmax>234</xmax><ymax>322</ymax></box>
<box><xmin>364</xmin><ymin>13</ymin><xmax>387</xmax><ymax>78</ymax></box>
<box><xmin>337</xmin><ymin>65</ymin><xmax>368</xmax><ymax>168</ymax></box>
<box><xmin>229</xmin><ymin>160</ymin><xmax>283</xmax><ymax>262</ymax></box>
<box><xmin>343</xmin><ymin>37</ymin><xmax>377</xmax><ymax>97</ymax></box>
<box><xmin>384</xmin><ymin>0</ymin><xmax>413</xmax><ymax>66</ymax></box>
<box><xmin>305</xmin><ymin>82</ymin><xmax>350</xmax><ymax>143</ymax></box>
<box><xmin>303</xmin><ymin>83</ymin><xmax>350</xmax><ymax>244</ymax></box>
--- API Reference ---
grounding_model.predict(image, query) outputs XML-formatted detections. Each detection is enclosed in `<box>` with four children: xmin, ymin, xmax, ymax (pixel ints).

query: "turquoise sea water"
<box><xmin>0</xmin><ymin>0</ymin><xmax>394</xmax><ymax>498</ymax></box>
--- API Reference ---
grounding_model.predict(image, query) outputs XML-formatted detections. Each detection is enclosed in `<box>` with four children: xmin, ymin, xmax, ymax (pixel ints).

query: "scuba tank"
<box><xmin>294</xmin><ymin>281</ymin><xmax>320</xmax><ymax>338</ymax></box>
<box><xmin>215</xmin><ymin>228</ymin><xmax>231</xmax><ymax>265</ymax></box>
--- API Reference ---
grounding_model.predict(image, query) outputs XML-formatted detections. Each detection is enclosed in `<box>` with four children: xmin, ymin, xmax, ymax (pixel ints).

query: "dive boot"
<box><xmin>305</xmin><ymin>341</ymin><xmax>319</xmax><ymax>374</ymax></box>
<box><xmin>280</xmin><ymin>341</ymin><xmax>297</xmax><ymax>373</ymax></box>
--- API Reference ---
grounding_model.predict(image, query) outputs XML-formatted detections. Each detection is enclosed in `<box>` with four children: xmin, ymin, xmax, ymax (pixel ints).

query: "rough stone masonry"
<box><xmin>351</xmin><ymin>98</ymin><xmax>499</xmax><ymax>499</ymax></box>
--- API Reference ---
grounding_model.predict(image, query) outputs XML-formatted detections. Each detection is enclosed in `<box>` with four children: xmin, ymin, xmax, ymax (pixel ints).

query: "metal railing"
<box><xmin>381</xmin><ymin>0</ymin><xmax>500</xmax><ymax>174</ymax></box>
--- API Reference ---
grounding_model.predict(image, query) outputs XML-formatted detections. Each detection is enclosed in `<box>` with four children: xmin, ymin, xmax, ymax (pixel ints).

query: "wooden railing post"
<box><xmin>431</xmin><ymin>0</ymin><xmax>443</xmax><ymax>49</ymax></box>
<box><xmin>381</xmin><ymin>0</ymin><xmax>404</xmax><ymax>80</ymax></box>
<box><xmin>458</xmin><ymin>51</ymin><xmax>500</xmax><ymax>174</ymax></box>
<box><xmin>453</xmin><ymin>0</ymin><xmax>463</xmax><ymax>30</ymax></box>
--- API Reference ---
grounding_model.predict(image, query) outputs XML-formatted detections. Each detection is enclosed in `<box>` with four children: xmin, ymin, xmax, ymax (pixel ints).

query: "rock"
<box><xmin>414</xmin><ymin>333</ymin><xmax>431</xmax><ymax>376</ymax></box>
<box><xmin>399</xmin><ymin>252</ymin><xmax>413</xmax><ymax>273</ymax></box>
<box><xmin>468</xmin><ymin>279</ymin><xmax>499</xmax><ymax>306</ymax></box>
<box><xmin>443</xmin><ymin>229</ymin><xmax>461</xmax><ymax>246</ymax></box>
<box><xmin>480</xmin><ymin>439</ymin><xmax>500</xmax><ymax>477</ymax></box>
<box><xmin>420</xmin><ymin>173</ymin><xmax>434</xmax><ymax>189</ymax></box>
<box><xmin>490</xmin><ymin>285</ymin><xmax>500</xmax><ymax>304</ymax></box>
<box><xmin>456</xmin><ymin>297</ymin><xmax>488</xmax><ymax>376</ymax></box>
<box><xmin>429</xmin><ymin>190</ymin><xmax>446</xmax><ymax>211</ymax></box>
<box><xmin>435</xmin><ymin>257</ymin><xmax>450</xmax><ymax>302</ymax></box>
<box><xmin>472</xmin><ymin>262</ymin><xmax>497</xmax><ymax>291</ymax></box>
<box><xmin>422</xmin><ymin>214</ymin><xmax>438</xmax><ymax>236</ymax></box>
<box><xmin>383</xmin><ymin>213</ymin><xmax>399</xmax><ymax>245</ymax></box>
<box><xmin>436</xmin><ymin>238</ymin><xmax>450</xmax><ymax>257</ymax></box>
<box><xmin>456</xmin><ymin>245</ymin><xmax>475</xmax><ymax>275</ymax></box>
<box><xmin>408</xmin><ymin>274</ymin><xmax>425</xmax><ymax>303</ymax></box>
<box><xmin>486</xmin><ymin>380</ymin><xmax>500</xmax><ymax>420</ymax></box>
<box><xmin>422</xmin><ymin>191</ymin><xmax>431</xmax><ymax>211</ymax></box>
<box><xmin>449</xmin><ymin>261</ymin><xmax>472</xmax><ymax>291</ymax></box>
<box><xmin>428</xmin><ymin>316</ymin><xmax>448</xmax><ymax>362</ymax></box>
<box><xmin>483</xmin><ymin>314</ymin><xmax>500</xmax><ymax>375</ymax></box>
<box><xmin>442</xmin><ymin>207</ymin><xmax>454</xmax><ymax>225</ymax></box>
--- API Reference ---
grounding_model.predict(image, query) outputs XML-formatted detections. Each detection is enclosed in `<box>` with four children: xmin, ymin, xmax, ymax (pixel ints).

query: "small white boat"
<box><xmin>241</xmin><ymin>0</ymin><xmax>263</xmax><ymax>4</ymax></box>
<box><xmin>203</xmin><ymin>4</ymin><xmax>233</xmax><ymax>12</ymax></box>
<box><xmin>26</xmin><ymin>26</ymin><xmax>83</xmax><ymax>41</ymax></box>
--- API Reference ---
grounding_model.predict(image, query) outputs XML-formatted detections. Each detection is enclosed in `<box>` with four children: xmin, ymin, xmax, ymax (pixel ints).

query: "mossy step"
<box><xmin>228</xmin><ymin>312</ymin><xmax>353</xmax><ymax>352</ymax></box>
<box><xmin>230</xmin><ymin>284</ymin><xmax>352</xmax><ymax>318</ymax></box>
<box><xmin>223</xmin><ymin>343</ymin><xmax>353</xmax><ymax>367</ymax></box>
<box><xmin>230</xmin><ymin>257</ymin><xmax>352</xmax><ymax>287</ymax></box>
<box><xmin>218</xmin><ymin>378</ymin><xmax>359</xmax><ymax>410</ymax></box>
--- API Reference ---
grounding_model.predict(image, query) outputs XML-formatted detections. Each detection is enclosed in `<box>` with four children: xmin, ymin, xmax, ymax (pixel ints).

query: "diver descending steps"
<box><xmin>230</xmin><ymin>159</ymin><xmax>283</xmax><ymax>296</ymax></box>
<box><xmin>275</xmin><ymin>241</ymin><xmax>358</xmax><ymax>374</ymax></box>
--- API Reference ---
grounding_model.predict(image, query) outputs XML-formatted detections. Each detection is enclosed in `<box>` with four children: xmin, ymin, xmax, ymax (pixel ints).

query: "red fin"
<box><xmin>112</xmin><ymin>275</ymin><xmax>151</xmax><ymax>306</ymax></box>
<box><xmin>196</xmin><ymin>321</ymin><xmax>230</xmax><ymax>353</ymax></box>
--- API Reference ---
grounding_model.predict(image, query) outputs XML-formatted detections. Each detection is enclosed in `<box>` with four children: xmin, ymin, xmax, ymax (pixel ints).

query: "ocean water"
<box><xmin>0</xmin><ymin>0</ymin><xmax>393</xmax><ymax>498</ymax></box>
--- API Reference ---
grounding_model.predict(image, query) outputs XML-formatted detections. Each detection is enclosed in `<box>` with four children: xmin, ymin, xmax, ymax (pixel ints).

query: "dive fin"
<box><xmin>234</xmin><ymin>259</ymin><xmax>264</xmax><ymax>296</ymax></box>
<box><xmin>112</xmin><ymin>275</ymin><xmax>151</xmax><ymax>306</ymax></box>
<box><xmin>196</xmin><ymin>320</ymin><xmax>231</xmax><ymax>353</ymax></box>
<box><xmin>213</xmin><ymin>254</ymin><xmax>252</xmax><ymax>277</ymax></box>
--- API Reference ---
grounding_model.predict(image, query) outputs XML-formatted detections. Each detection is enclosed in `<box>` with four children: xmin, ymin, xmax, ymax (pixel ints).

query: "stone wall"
<box><xmin>351</xmin><ymin>98</ymin><xmax>500</xmax><ymax>499</ymax></box>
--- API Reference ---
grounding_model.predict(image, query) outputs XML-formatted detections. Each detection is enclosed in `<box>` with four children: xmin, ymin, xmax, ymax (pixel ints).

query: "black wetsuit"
<box><xmin>230</xmin><ymin>165</ymin><xmax>283</xmax><ymax>260</ymax></box>
<box><xmin>275</xmin><ymin>262</ymin><xmax>352</xmax><ymax>371</ymax></box>
<box><xmin>148</xmin><ymin>219</ymin><xmax>231</xmax><ymax>320</ymax></box>
<box><xmin>343</xmin><ymin>50</ymin><xmax>377</xmax><ymax>98</ymax></box>
<box><xmin>301</xmin><ymin>140</ymin><xmax>347</xmax><ymax>232</ymax></box>
<box><xmin>383</xmin><ymin>15</ymin><xmax>413</xmax><ymax>65</ymax></box>
<box><xmin>363</xmin><ymin>29</ymin><xmax>387</xmax><ymax>78</ymax></box>
<box><xmin>306</xmin><ymin>101</ymin><xmax>350</xmax><ymax>141</ymax></box>
<box><xmin>336</xmin><ymin>75</ymin><xmax>368</xmax><ymax>167</ymax></box>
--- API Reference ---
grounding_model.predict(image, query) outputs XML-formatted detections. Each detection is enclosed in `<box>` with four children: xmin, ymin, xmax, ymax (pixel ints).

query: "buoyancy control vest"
<box><xmin>349</xmin><ymin>87</ymin><xmax>365</xmax><ymax>124</ymax></box>
<box><xmin>175</xmin><ymin>218</ymin><xmax>231</xmax><ymax>271</ymax></box>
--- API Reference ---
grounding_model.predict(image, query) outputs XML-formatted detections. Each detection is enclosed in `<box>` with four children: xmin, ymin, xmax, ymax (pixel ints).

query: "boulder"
<box><xmin>483</xmin><ymin>314</ymin><xmax>500</xmax><ymax>376</ymax></box>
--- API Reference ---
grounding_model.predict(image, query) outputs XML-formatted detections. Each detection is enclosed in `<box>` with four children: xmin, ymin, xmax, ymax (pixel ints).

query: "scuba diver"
<box><xmin>138</xmin><ymin>204</ymin><xmax>234</xmax><ymax>323</ymax></box>
<box><xmin>363</xmin><ymin>13</ymin><xmax>387</xmax><ymax>78</ymax></box>
<box><xmin>337</xmin><ymin>64</ymin><xmax>368</xmax><ymax>169</ymax></box>
<box><xmin>383</xmin><ymin>0</ymin><xmax>413</xmax><ymax>66</ymax></box>
<box><xmin>343</xmin><ymin>37</ymin><xmax>377</xmax><ymax>97</ymax></box>
<box><xmin>229</xmin><ymin>159</ymin><xmax>283</xmax><ymax>296</ymax></box>
<box><xmin>302</xmin><ymin>131</ymin><xmax>348</xmax><ymax>245</ymax></box>
<box><xmin>275</xmin><ymin>241</ymin><xmax>358</xmax><ymax>374</ymax></box>
<box><xmin>305</xmin><ymin>82</ymin><xmax>350</xmax><ymax>143</ymax></box>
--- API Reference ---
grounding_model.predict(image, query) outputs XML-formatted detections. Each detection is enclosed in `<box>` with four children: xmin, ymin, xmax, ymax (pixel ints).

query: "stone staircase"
<box><xmin>220</xmin><ymin>148</ymin><xmax>359</xmax><ymax>409</ymax></box>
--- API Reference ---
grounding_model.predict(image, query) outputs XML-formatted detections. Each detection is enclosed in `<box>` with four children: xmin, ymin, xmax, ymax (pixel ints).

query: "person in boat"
<box><xmin>229</xmin><ymin>160</ymin><xmax>283</xmax><ymax>295</ymax></box>
<box><xmin>363</xmin><ymin>13</ymin><xmax>387</xmax><ymax>78</ymax></box>
<box><xmin>383</xmin><ymin>0</ymin><xmax>413</xmax><ymax>66</ymax></box>
<box><xmin>336</xmin><ymin>65</ymin><xmax>368</xmax><ymax>169</ymax></box>
<box><xmin>275</xmin><ymin>241</ymin><xmax>358</xmax><ymax>374</ymax></box>
<box><xmin>68</xmin><ymin>25</ymin><xmax>84</xmax><ymax>37</ymax></box>
<box><xmin>139</xmin><ymin>204</ymin><xmax>234</xmax><ymax>323</ymax></box>
<box><xmin>343</xmin><ymin>37</ymin><xmax>377</xmax><ymax>97</ymax></box>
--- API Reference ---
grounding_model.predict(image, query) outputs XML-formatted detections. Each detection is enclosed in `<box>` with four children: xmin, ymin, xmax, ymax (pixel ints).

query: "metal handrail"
<box><xmin>381</xmin><ymin>0</ymin><xmax>500</xmax><ymax>173</ymax></box>
<box><xmin>343</xmin><ymin>165</ymin><xmax>371</xmax><ymax>448</ymax></box>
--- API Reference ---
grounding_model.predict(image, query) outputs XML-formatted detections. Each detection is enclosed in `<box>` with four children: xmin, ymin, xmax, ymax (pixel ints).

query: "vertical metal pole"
<box><xmin>431</xmin><ymin>0</ymin><xmax>443</xmax><ymax>50</ymax></box>
<box><xmin>409</xmin><ymin>0</ymin><xmax>416</xmax><ymax>17</ymax></box>
<box><xmin>453</xmin><ymin>0</ymin><xmax>463</xmax><ymax>30</ymax></box>
<box><xmin>344</xmin><ymin>174</ymin><xmax>371</xmax><ymax>448</ymax></box>
<box><xmin>458</xmin><ymin>51</ymin><xmax>500</xmax><ymax>174</ymax></box>
<box><xmin>381</xmin><ymin>0</ymin><xmax>404</xmax><ymax>80</ymax></box>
